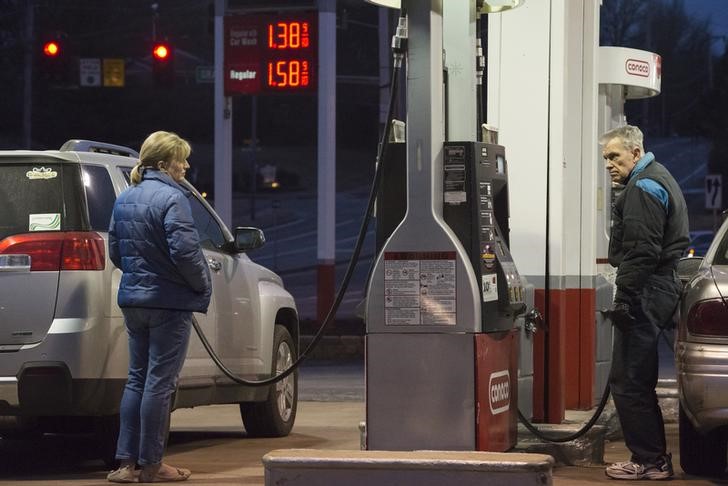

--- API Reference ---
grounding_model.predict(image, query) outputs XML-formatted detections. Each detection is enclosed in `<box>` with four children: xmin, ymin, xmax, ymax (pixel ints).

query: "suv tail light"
<box><xmin>686</xmin><ymin>298</ymin><xmax>728</xmax><ymax>336</ymax></box>
<box><xmin>0</xmin><ymin>232</ymin><xmax>105</xmax><ymax>271</ymax></box>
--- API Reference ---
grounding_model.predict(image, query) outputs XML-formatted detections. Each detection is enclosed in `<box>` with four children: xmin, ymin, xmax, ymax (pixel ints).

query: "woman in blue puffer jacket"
<box><xmin>107</xmin><ymin>131</ymin><xmax>211</xmax><ymax>483</ymax></box>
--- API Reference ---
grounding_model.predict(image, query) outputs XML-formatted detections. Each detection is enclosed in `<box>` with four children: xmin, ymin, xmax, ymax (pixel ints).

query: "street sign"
<box><xmin>706</xmin><ymin>174</ymin><xmax>722</xmax><ymax>210</ymax></box>
<box><xmin>195</xmin><ymin>65</ymin><xmax>215</xmax><ymax>83</ymax></box>
<box><xmin>79</xmin><ymin>58</ymin><xmax>101</xmax><ymax>87</ymax></box>
<box><xmin>103</xmin><ymin>58</ymin><xmax>125</xmax><ymax>87</ymax></box>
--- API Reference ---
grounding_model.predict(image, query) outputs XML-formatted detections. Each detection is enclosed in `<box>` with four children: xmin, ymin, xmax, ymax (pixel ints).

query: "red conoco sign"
<box><xmin>625</xmin><ymin>58</ymin><xmax>650</xmax><ymax>78</ymax></box>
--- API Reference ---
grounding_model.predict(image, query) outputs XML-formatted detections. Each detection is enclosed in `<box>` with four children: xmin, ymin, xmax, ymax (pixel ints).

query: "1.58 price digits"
<box><xmin>267</xmin><ymin>60</ymin><xmax>310</xmax><ymax>88</ymax></box>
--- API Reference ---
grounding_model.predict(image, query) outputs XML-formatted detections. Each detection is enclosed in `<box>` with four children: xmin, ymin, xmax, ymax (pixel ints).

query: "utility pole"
<box><xmin>23</xmin><ymin>0</ymin><xmax>34</xmax><ymax>149</ymax></box>
<box><xmin>151</xmin><ymin>2</ymin><xmax>159</xmax><ymax>41</ymax></box>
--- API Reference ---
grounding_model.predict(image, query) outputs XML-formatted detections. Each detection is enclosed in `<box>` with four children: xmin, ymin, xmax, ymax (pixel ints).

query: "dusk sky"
<box><xmin>683</xmin><ymin>0</ymin><xmax>728</xmax><ymax>53</ymax></box>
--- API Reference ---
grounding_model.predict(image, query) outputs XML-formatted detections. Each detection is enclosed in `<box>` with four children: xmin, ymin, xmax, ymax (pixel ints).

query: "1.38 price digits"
<box><xmin>268</xmin><ymin>22</ymin><xmax>310</xmax><ymax>49</ymax></box>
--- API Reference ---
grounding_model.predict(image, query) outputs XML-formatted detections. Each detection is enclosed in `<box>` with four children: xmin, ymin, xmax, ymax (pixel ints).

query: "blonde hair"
<box><xmin>130</xmin><ymin>131</ymin><xmax>191</xmax><ymax>185</ymax></box>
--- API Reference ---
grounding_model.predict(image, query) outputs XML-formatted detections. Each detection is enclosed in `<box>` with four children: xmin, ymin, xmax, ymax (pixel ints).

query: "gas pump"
<box><xmin>442</xmin><ymin>140</ymin><xmax>526</xmax><ymax>331</ymax></box>
<box><xmin>365</xmin><ymin>0</ymin><xmax>528</xmax><ymax>453</ymax></box>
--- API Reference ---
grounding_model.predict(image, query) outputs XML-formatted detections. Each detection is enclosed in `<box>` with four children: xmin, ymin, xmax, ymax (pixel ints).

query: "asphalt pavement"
<box><xmin>0</xmin><ymin>357</ymin><xmax>724</xmax><ymax>485</ymax></box>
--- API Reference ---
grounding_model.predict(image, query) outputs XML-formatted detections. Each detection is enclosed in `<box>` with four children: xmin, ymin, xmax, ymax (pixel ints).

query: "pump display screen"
<box><xmin>496</xmin><ymin>155</ymin><xmax>505</xmax><ymax>174</ymax></box>
<box><xmin>224</xmin><ymin>13</ymin><xmax>317</xmax><ymax>95</ymax></box>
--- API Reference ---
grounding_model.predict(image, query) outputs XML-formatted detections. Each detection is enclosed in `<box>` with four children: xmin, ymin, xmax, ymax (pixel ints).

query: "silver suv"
<box><xmin>0</xmin><ymin>140</ymin><xmax>299</xmax><ymax>465</ymax></box>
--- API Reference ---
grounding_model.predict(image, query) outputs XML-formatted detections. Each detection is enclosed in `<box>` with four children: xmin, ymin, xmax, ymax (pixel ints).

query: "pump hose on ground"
<box><xmin>517</xmin><ymin>326</ymin><xmax>674</xmax><ymax>443</ymax></box>
<box><xmin>191</xmin><ymin>26</ymin><xmax>407</xmax><ymax>387</ymax></box>
<box><xmin>517</xmin><ymin>383</ymin><xmax>611</xmax><ymax>443</ymax></box>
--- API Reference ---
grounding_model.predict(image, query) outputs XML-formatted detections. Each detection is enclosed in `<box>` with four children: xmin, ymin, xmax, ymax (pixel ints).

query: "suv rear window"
<box><xmin>0</xmin><ymin>160</ymin><xmax>85</xmax><ymax>241</ymax></box>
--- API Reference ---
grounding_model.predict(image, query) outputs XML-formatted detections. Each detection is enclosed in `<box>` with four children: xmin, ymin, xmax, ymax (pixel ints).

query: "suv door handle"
<box><xmin>207</xmin><ymin>258</ymin><xmax>222</xmax><ymax>272</ymax></box>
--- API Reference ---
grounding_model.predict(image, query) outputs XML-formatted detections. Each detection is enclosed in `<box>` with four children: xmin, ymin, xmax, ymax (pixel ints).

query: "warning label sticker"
<box><xmin>384</xmin><ymin>251</ymin><xmax>456</xmax><ymax>326</ymax></box>
<box><xmin>482</xmin><ymin>273</ymin><xmax>498</xmax><ymax>302</ymax></box>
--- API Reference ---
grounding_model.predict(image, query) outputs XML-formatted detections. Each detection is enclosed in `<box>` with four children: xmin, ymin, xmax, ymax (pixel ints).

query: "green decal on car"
<box><xmin>29</xmin><ymin>213</ymin><xmax>61</xmax><ymax>231</ymax></box>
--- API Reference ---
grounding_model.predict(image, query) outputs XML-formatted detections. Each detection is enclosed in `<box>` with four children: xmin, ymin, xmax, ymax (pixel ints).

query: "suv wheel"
<box><xmin>679</xmin><ymin>404</ymin><xmax>727</xmax><ymax>476</ymax></box>
<box><xmin>240</xmin><ymin>325</ymin><xmax>298</xmax><ymax>437</ymax></box>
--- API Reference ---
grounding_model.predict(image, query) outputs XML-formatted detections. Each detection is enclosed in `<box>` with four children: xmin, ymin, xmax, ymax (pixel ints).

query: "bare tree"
<box><xmin>706</xmin><ymin>46</ymin><xmax>728</xmax><ymax>210</ymax></box>
<box><xmin>600</xmin><ymin>0</ymin><xmax>648</xmax><ymax>47</ymax></box>
<box><xmin>601</xmin><ymin>0</ymin><xmax>711</xmax><ymax>137</ymax></box>
<box><xmin>646</xmin><ymin>0</ymin><xmax>711</xmax><ymax>136</ymax></box>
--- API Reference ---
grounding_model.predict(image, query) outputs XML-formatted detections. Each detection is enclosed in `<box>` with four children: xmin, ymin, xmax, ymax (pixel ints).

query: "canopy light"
<box><xmin>364</xmin><ymin>0</ymin><xmax>399</xmax><ymax>8</ymax></box>
<box><xmin>478</xmin><ymin>0</ymin><xmax>524</xmax><ymax>13</ymax></box>
<box><xmin>364</xmin><ymin>0</ymin><xmax>524</xmax><ymax>13</ymax></box>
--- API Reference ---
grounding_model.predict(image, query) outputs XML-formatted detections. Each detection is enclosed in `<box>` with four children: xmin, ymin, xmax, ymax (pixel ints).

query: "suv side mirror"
<box><xmin>233</xmin><ymin>227</ymin><xmax>265</xmax><ymax>252</ymax></box>
<box><xmin>677</xmin><ymin>256</ymin><xmax>704</xmax><ymax>285</ymax></box>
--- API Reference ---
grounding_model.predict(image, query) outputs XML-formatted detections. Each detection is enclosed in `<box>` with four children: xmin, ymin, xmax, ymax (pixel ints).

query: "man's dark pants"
<box><xmin>609</xmin><ymin>306</ymin><xmax>666</xmax><ymax>465</ymax></box>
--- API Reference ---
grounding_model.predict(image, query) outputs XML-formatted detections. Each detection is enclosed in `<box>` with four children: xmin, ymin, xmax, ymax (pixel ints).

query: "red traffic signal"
<box><xmin>152</xmin><ymin>43</ymin><xmax>170</xmax><ymax>61</ymax></box>
<box><xmin>152</xmin><ymin>42</ymin><xmax>174</xmax><ymax>87</ymax></box>
<box><xmin>43</xmin><ymin>41</ymin><xmax>60</xmax><ymax>57</ymax></box>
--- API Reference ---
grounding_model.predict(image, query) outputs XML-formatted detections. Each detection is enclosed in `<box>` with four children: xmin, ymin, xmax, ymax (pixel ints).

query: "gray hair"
<box><xmin>598</xmin><ymin>125</ymin><xmax>645</xmax><ymax>153</ymax></box>
<box><xmin>130</xmin><ymin>131</ymin><xmax>191</xmax><ymax>185</ymax></box>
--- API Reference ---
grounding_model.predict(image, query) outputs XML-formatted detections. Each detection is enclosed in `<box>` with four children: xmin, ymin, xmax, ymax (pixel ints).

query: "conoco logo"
<box><xmin>489</xmin><ymin>370</ymin><xmax>510</xmax><ymax>415</ymax></box>
<box><xmin>625</xmin><ymin>59</ymin><xmax>650</xmax><ymax>77</ymax></box>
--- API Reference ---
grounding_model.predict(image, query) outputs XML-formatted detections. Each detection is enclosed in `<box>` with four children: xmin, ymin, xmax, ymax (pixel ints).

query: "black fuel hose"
<box><xmin>514</xmin><ymin>307</ymin><xmax>612</xmax><ymax>442</ymax></box>
<box><xmin>517</xmin><ymin>325</ymin><xmax>675</xmax><ymax>443</ymax></box>
<box><xmin>191</xmin><ymin>19</ymin><xmax>407</xmax><ymax>387</ymax></box>
<box><xmin>517</xmin><ymin>383</ymin><xmax>611</xmax><ymax>443</ymax></box>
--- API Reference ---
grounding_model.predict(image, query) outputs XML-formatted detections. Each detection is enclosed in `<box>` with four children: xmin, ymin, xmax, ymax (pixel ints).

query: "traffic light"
<box><xmin>39</xmin><ymin>34</ymin><xmax>71</xmax><ymax>86</ymax></box>
<box><xmin>43</xmin><ymin>41</ymin><xmax>61</xmax><ymax>57</ymax></box>
<box><xmin>152</xmin><ymin>42</ymin><xmax>174</xmax><ymax>87</ymax></box>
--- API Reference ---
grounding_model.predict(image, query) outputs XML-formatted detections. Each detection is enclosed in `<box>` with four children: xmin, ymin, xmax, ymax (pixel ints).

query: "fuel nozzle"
<box><xmin>524</xmin><ymin>308</ymin><xmax>544</xmax><ymax>334</ymax></box>
<box><xmin>391</xmin><ymin>15</ymin><xmax>408</xmax><ymax>67</ymax></box>
<box><xmin>475</xmin><ymin>38</ymin><xmax>485</xmax><ymax>85</ymax></box>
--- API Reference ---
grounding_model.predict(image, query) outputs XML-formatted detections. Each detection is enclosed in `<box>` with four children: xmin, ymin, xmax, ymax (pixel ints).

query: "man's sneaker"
<box><xmin>605</xmin><ymin>454</ymin><xmax>674</xmax><ymax>480</ymax></box>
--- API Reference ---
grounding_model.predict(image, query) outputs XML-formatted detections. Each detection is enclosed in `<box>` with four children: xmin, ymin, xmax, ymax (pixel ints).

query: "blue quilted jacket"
<box><xmin>108</xmin><ymin>169</ymin><xmax>212</xmax><ymax>313</ymax></box>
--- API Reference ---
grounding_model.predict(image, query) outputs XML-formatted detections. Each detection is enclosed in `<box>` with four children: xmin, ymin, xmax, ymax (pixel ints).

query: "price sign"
<box><xmin>224</xmin><ymin>13</ymin><xmax>317</xmax><ymax>95</ymax></box>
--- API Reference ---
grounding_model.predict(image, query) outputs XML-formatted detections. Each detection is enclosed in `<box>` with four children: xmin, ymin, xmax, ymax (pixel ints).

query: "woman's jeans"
<box><xmin>115</xmin><ymin>307</ymin><xmax>193</xmax><ymax>466</ymax></box>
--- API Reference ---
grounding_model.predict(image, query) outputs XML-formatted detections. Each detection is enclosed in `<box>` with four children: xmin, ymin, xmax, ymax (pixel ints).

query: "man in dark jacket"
<box><xmin>107</xmin><ymin>131</ymin><xmax>211</xmax><ymax>483</ymax></box>
<box><xmin>601</xmin><ymin>125</ymin><xmax>688</xmax><ymax>481</ymax></box>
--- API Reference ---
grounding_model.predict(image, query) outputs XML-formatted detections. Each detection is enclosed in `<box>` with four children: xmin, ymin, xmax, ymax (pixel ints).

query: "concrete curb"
<box><xmin>263</xmin><ymin>449</ymin><xmax>554</xmax><ymax>486</ymax></box>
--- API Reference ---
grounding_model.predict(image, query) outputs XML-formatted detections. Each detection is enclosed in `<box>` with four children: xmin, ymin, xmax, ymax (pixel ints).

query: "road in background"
<box><xmin>228</xmin><ymin>137</ymin><xmax>714</xmax><ymax>322</ymax></box>
<box><xmin>233</xmin><ymin>187</ymin><xmax>375</xmax><ymax>322</ymax></box>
